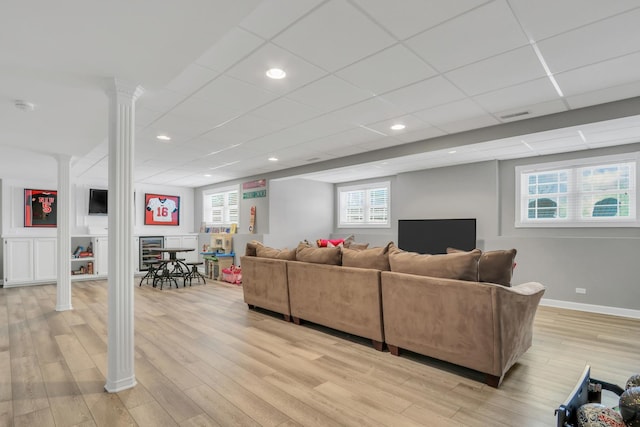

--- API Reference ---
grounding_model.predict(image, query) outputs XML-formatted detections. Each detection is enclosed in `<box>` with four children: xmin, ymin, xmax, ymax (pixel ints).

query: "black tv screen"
<box><xmin>88</xmin><ymin>189</ymin><xmax>108</xmax><ymax>215</ymax></box>
<box><xmin>398</xmin><ymin>219</ymin><xmax>476</xmax><ymax>254</ymax></box>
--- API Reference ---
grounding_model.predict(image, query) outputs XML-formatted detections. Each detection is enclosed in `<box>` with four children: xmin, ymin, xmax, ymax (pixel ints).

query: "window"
<box><xmin>203</xmin><ymin>187</ymin><xmax>239</xmax><ymax>226</ymax></box>
<box><xmin>338</xmin><ymin>181</ymin><xmax>390</xmax><ymax>228</ymax></box>
<box><xmin>515</xmin><ymin>153</ymin><xmax>639</xmax><ymax>227</ymax></box>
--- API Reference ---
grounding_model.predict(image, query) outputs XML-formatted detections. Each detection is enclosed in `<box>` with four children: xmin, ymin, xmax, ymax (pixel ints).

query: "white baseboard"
<box><xmin>541</xmin><ymin>298</ymin><xmax>640</xmax><ymax>319</ymax></box>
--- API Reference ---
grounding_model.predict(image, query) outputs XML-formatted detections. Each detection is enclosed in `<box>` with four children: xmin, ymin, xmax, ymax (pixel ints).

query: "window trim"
<box><xmin>515</xmin><ymin>152</ymin><xmax>640</xmax><ymax>228</ymax></box>
<box><xmin>202</xmin><ymin>185</ymin><xmax>239</xmax><ymax>226</ymax></box>
<box><xmin>337</xmin><ymin>181</ymin><xmax>391</xmax><ymax>229</ymax></box>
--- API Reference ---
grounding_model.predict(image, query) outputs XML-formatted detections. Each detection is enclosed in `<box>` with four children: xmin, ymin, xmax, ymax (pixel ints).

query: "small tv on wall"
<box><xmin>88</xmin><ymin>189</ymin><xmax>108</xmax><ymax>215</ymax></box>
<box><xmin>398</xmin><ymin>218</ymin><xmax>477</xmax><ymax>254</ymax></box>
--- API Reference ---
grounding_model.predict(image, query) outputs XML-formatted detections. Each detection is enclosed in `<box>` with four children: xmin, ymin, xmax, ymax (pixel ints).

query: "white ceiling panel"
<box><xmin>566</xmin><ymin>81</ymin><xmax>640</xmax><ymax>110</ymax></box>
<box><xmin>437</xmin><ymin>115</ymin><xmax>502</xmax><ymax>134</ymax></box>
<box><xmin>164</xmin><ymin>64</ymin><xmax>219</xmax><ymax>96</ymax></box>
<box><xmin>197</xmin><ymin>113</ymin><xmax>285</xmax><ymax>144</ymax></box>
<box><xmin>496</xmin><ymin>99</ymin><xmax>567</xmax><ymax>123</ymax></box>
<box><xmin>273</xmin><ymin>0</ymin><xmax>396</xmax><ymax>71</ymax></box>
<box><xmin>195</xmin><ymin>27</ymin><xmax>265</xmax><ymax>72</ymax></box>
<box><xmin>445</xmin><ymin>46</ymin><xmax>546</xmax><ymax>96</ymax></box>
<box><xmin>537</xmin><ymin>8</ymin><xmax>640</xmax><ymax>74</ymax></box>
<box><xmin>250</xmin><ymin>97</ymin><xmax>323</xmax><ymax>127</ymax></box>
<box><xmin>286</xmin><ymin>75</ymin><xmax>372</xmax><ymax>112</ymax></box>
<box><xmin>508</xmin><ymin>0</ymin><xmax>640</xmax><ymax>41</ymax></box>
<box><xmin>405</xmin><ymin>1</ymin><xmax>528</xmax><ymax>72</ymax></box>
<box><xmin>329</xmin><ymin>97</ymin><xmax>406</xmax><ymax>126</ymax></box>
<box><xmin>365</xmin><ymin>114</ymin><xmax>432</xmax><ymax>136</ymax></box>
<box><xmin>414</xmin><ymin>98</ymin><xmax>492</xmax><ymax>126</ymax></box>
<box><xmin>472</xmin><ymin>77</ymin><xmax>559</xmax><ymax>113</ymax></box>
<box><xmin>335</xmin><ymin>44</ymin><xmax>437</xmax><ymax>95</ymax></box>
<box><xmin>392</xmin><ymin>127</ymin><xmax>447</xmax><ymax>144</ymax></box>
<box><xmin>554</xmin><ymin>52</ymin><xmax>640</xmax><ymax>97</ymax></box>
<box><xmin>351</xmin><ymin>0</ymin><xmax>490</xmax><ymax>40</ymax></box>
<box><xmin>239</xmin><ymin>0</ymin><xmax>324</xmax><ymax>39</ymax></box>
<box><xmin>381</xmin><ymin>76</ymin><xmax>466</xmax><ymax>113</ymax></box>
<box><xmin>226</xmin><ymin>42</ymin><xmax>328</xmax><ymax>95</ymax></box>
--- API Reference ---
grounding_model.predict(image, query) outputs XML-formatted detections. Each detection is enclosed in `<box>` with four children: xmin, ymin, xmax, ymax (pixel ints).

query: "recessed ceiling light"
<box><xmin>268</xmin><ymin>156</ymin><xmax>278</xmax><ymax>161</ymax></box>
<box><xmin>448</xmin><ymin>150</ymin><xmax>457</xmax><ymax>154</ymax></box>
<box><xmin>156</xmin><ymin>135</ymin><xmax>171</xmax><ymax>141</ymax></box>
<box><xmin>203</xmin><ymin>174</ymin><xmax>212</xmax><ymax>177</ymax></box>
<box><xmin>390</xmin><ymin>124</ymin><xmax>406</xmax><ymax>131</ymax></box>
<box><xmin>14</xmin><ymin>100</ymin><xmax>36</xmax><ymax>112</ymax></box>
<box><xmin>266</xmin><ymin>68</ymin><xmax>286</xmax><ymax>79</ymax></box>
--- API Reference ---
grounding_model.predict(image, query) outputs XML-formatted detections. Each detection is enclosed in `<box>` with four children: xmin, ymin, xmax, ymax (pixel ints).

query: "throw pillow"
<box><xmin>348</xmin><ymin>242</ymin><xmax>370</xmax><ymax>251</ymax></box>
<box><xmin>389</xmin><ymin>244</ymin><xmax>480</xmax><ymax>281</ymax></box>
<box><xmin>255</xmin><ymin>245</ymin><xmax>296</xmax><ymax>260</ymax></box>
<box><xmin>316</xmin><ymin>238</ymin><xmax>345</xmax><ymax>248</ymax></box>
<box><xmin>245</xmin><ymin>240</ymin><xmax>263</xmax><ymax>257</ymax></box>
<box><xmin>296</xmin><ymin>243</ymin><xmax>342</xmax><ymax>265</ymax></box>
<box><xmin>342</xmin><ymin>242</ymin><xmax>392</xmax><ymax>271</ymax></box>
<box><xmin>447</xmin><ymin>247</ymin><xmax>517</xmax><ymax>287</ymax></box>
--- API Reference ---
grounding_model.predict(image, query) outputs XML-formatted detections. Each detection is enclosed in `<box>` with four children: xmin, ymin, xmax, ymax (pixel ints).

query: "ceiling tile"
<box><xmin>437</xmin><ymin>115</ymin><xmax>501</xmax><ymax>134</ymax></box>
<box><xmin>286</xmin><ymin>75</ymin><xmax>373</xmax><ymax>112</ymax></box>
<box><xmin>302</xmin><ymin>127</ymin><xmax>389</xmax><ymax>150</ymax></box>
<box><xmin>393</xmin><ymin>126</ymin><xmax>447</xmax><ymax>143</ymax></box>
<box><xmin>195</xmin><ymin>27</ymin><xmax>265</xmax><ymax>72</ymax></box>
<box><xmin>273</xmin><ymin>0</ymin><xmax>396</xmax><ymax>71</ymax></box>
<box><xmin>336</xmin><ymin>44</ymin><xmax>437</xmax><ymax>95</ymax></box>
<box><xmin>472</xmin><ymin>77</ymin><xmax>559</xmax><ymax>113</ymax></box>
<box><xmin>414</xmin><ymin>98</ymin><xmax>491</xmax><ymax>125</ymax></box>
<box><xmin>191</xmin><ymin>74</ymin><xmax>278</xmax><ymax>118</ymax></box>
<box><xmin>136</xmin><ymin>88</ymin><xmax>187</xmax><ymax>114</ymax></box>
<box><xmin>405</xmin><ymin>1</ymin><xmax>528</xmax><ymax>72</ymax></box>
<box><xmin>198</xmin><ymin>113</ymin><xmax>285</xmax><ymax>144</ymax></box>
<box><xmin>380</xmin><ymin>76</ymin><xmax>466</xmax><ymax>113</ymax></box>
<box><xmin>566</xmin><ymin>81</ymin><xmax>640</xmax><ymax>109</ymax></box>
<box><xmin>554</xmin><ymin>52</ymin><xmax>640</xmax><ymax>97</ymax></box>
<box><xmin>445</xmin><ymin>46</ymin><xmax>545</xmax><ymax>96</ymax></box>
<box><xmin>351</xmin><ymin>0</ymin><xmax>490</xmax><ymax>40</ymax></box>
<box><xmin>165</xmin><ymin>64</ymin><xmax>219</xmax><ymax>96</ymax></box>
<box><xmin>329</xmin><ymin>97</ymin><xmax>406</xmax><ymax>126</ymax></box>
<box><xmin>251</xmin><ymin>97</ymin><xmax>323</xmax><ymax>127</ymax></box>
<box><xmin>537</xmin><ymin>8</ymin><xmax>640</xmax><ymax>73</ymax></box>
<box><xmin>509</xmin><ymin>0</ymin><xmax>640</xmax><ymax>41</ymax></box>
<box><xmin>239</xmin><ymin>0</ymin><xmax>325</xmax><ymax>39</ymax></box>
<box><xmin>226</xmin><ymin>42</ymin><xmax>328</xmax><ymax>95</ymax></box>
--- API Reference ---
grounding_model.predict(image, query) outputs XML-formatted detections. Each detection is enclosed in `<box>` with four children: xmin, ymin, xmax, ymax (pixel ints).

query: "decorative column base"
<box><xmin>104</xmin><ymin>376</ymin><xmax>137</xmax><ymax>393</ymax></box>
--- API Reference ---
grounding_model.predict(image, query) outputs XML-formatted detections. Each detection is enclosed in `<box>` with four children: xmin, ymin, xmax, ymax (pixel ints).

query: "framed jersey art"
<box><xmin>24</xmin><ymin>189</ymin><xmax>58</xmax><ymax>227</ymax></box>
<box><xmin>144</xmin><ymin>193</ymin><xmax>180</xmax><ymax>226</ymax></box>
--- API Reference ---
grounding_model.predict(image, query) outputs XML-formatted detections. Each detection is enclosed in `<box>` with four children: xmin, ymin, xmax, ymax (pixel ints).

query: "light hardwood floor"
<box><xmin>1</xmin><ymin>279</ymin><xmax>639</xmax><ymax>426</ymax></box>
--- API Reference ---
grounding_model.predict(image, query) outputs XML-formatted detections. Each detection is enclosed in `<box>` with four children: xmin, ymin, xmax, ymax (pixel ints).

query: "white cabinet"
<box><xmin>164</xmin><ymin>235</ymin><xmax>199</xmax><ymax>263</ymax></box>
<box><xmin>95</xmin><ymin>236</ymin><xmax>108</xmax><ymax>276</ymax></box>
<box><xmin>3</xmin><ymin>237</ymin><xmax>56</xmax><ymax>287</ymax></box>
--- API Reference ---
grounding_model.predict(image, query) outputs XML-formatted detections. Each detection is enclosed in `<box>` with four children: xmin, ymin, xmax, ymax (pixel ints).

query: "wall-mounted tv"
<box><xmin>88</xmin><ymin>189</ymin><xmax>108</xmax><ymax>215</ymax></box>
<box><xmin>398</xmin><ymin>218</ymin><xmax>477</xmax><ymax>254</ymax></box>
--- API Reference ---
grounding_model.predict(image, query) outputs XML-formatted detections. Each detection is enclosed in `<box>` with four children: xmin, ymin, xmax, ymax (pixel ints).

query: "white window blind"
<box><xmin>338</xmin><ymin>181</ymin><xmax>390</xmax><ymax>228</ymax></box>
<box><xmin>516</xmin><ymin>153</ymin><xmax>639</xmax><ymax>227</ymax></box>
<box><xmin>203</xmin><ymin>188</ymin><xmax>239</xmax><ymax>226</ymax></box>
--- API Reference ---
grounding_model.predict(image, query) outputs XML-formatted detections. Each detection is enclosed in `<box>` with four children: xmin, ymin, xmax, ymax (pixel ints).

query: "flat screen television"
<box><xmin>398</xmin><ymin>219</ymin><xmax>476</xmax><ymax>254</ymax></box>
<box><xmin>88</xmin><ymin>189</ymin><xmax>108</xmax><ymax>215</ymax></box>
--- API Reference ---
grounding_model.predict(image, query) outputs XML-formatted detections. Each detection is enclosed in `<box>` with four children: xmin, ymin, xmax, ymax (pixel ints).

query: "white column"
<box><xmin>104</xmin><ymin>78</ymin><xmax>143</xmax><ymax>393</ymax></box>
<box><xmin>56</xmin><ymin>154</ymin><xmax>72</xmax><ymax>311</ymax></box>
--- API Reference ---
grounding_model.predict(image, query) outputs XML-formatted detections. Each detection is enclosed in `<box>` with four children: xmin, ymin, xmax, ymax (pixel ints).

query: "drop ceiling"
<box><xmin>2</xmin><ymin>0</ymin><xmax>640</xmax><ymax>187</ymax></box>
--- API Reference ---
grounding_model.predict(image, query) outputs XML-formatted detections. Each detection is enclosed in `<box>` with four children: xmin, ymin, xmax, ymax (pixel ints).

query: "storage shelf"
<box><xmin>71</xmin><ymin>257</ymin><xmax>95</xmax><ymax>262</ymax></box>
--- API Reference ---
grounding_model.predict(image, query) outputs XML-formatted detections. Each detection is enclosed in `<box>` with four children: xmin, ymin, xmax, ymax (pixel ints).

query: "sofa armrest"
<box><xmin>492</xmin><ymin>281</ymin><xmax>545</xmax><ymax>378</ymax></box>
<box><xmin>241</xmin><ymin>256</ymin><xmax>291</xmax><ymax>318</ymax></box>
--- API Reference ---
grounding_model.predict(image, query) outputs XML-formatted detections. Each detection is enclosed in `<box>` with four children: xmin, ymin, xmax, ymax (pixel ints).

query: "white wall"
<box><xmin>265</xmin><ymin>178</ymin><xmax>333</xmax><ymax>249</ymax></box>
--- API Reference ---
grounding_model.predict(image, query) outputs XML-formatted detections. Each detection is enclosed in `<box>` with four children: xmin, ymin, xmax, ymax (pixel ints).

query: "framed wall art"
<box><xmin>24</xmin><ymin>189</ymin><xmax>58</xmax><ymax>227</ymax></box>
<box><xmin>144</xmin><ymin>193</ymin><xmax>180</xmax><ymax>226</ymax></box>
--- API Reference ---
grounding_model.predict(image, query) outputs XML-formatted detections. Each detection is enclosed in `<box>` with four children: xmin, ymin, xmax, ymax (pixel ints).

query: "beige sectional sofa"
<box><xmin>240</xmin><ymin>241</ymin><xmax>545</xmax><ymax>387</ymax></box>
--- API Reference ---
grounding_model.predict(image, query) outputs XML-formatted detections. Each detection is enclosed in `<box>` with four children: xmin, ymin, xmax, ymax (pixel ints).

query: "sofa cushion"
<box><xmin>342</xmin><ymin>242</ymin><xmax>391</xmax><ymax>271</ymax></box>
<box><xmin>447</xmin><ymin>247</ymin><xmax>516</xmax><ymax>286</ymax></box>
<box><xmin>348</xmin><ymin>242</ymin><xmax>370</xmax><ymax>250</ymax></box>
<box><xmin>389</xmin><ymin>244</ymin><xmax>480</xmax><ymax>281</ymax></box>
<box><xmin>256</xmin><ymin>245</ymin><xmax>296</xmax><ymax>261</ymax></box>
<box><xmin>296</xmin><ymin>243</ymin><xmax>342</xmax><ymax>265</ymax></box>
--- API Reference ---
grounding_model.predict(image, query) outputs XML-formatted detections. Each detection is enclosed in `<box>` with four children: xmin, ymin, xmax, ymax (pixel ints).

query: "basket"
<box><xmin>222</xmin><ymin>265</ymin><xmax>242</xmax><ymax>284</ymax></box>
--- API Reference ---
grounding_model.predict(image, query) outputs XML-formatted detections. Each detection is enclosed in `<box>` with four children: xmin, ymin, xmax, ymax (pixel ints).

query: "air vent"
<box><xmin>500</xmin><ymin>111</ymin><xmax>529</xmax><ymax>119</ymax></box>
<box><xmin>306</xmin><ymin>157</ymin><xmax>321</xmax><ymax>162</ymax></box>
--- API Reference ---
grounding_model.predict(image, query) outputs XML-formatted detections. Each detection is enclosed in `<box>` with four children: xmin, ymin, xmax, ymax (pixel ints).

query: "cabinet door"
<box><xmin>4</xmin><ymin>239</ymin><xmax>34</xmax><ymax>285</ymax></box>
<box><xmin>95</xmin><ymin>237</ymin><xmax>109</xmax><ymax>276</ymax></box>
<box><xmin>34</xmin><ymin>238</ymin><xmax>57</xmax><ymax>281</ymax></box>
<box><xmin>164</xmin><ymin>236</ymin><xmax>181</xmax><ymax>248</ymax></box>
<box><xmin>181</xmin><ymin>235</ymin><xmax>199</xmax><ymax>263</ymax></box>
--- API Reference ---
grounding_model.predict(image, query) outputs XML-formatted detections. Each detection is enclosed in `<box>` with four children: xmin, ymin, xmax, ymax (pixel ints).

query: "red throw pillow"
<box><xmin>316</xmin><ymin>238</ymin><xmax>345</xmax><ymax>247</ymax></box>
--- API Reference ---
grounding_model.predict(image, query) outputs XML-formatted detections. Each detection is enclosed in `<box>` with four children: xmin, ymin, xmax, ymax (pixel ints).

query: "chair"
<box><xmin>185</xmin><ymin>262</ymin><xmax>206</xmax><ymax>286</ymax></box>
<box><xmin>139</xmin><ymin>260</ymin><xmax>162</xmax><ymax>286</ymax></box>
